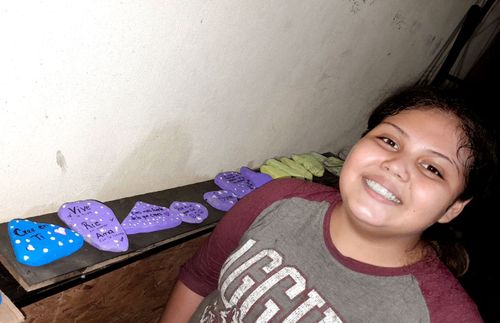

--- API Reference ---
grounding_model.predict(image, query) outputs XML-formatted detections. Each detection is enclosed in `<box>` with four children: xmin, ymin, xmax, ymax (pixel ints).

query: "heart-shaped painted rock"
<box><xmin>8</xmin><ymin>219</ymin><xmax>84</xmax><ymax>267</ymax></box>
<box><xmin>214</xmin><ymin>171</ymin><xmax>256</xmax><ymax>198</ymax></box>
<box><xmin>58</xmin><ymin>200</ymin><xmax>128</xmax><ymax>252</ymax></box>
<box><xmin>169</xmin><ymin>201</ymin><xmax>209</xmax><ymax>224</ymax></box>
<box><xmin>121</xmin><ymin>201</ymin><xmax>182</xmax><ymax>234</ymax></box>
<box><xmin>240</xmin><ymin>167</ymin><xmax>273</xmax><ymax>188</ymax></box>
<box><xmin>203</xmin><ymin>190</ymin><xmax>238</xmax><ymax>212</ymax></box>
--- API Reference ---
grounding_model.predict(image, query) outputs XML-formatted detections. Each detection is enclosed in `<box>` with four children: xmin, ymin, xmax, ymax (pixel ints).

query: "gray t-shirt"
<box><xmin>181</xmin><ymin>179</ymin><xmax>482</xmax><ymax>322</ymax></box>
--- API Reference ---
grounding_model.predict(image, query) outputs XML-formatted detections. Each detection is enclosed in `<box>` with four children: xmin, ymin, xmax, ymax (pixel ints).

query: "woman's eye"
<box><xmin>378</xmin><ymin>137</ymin><xmax>398</xmax><ymax>149</ymax></box>
<box><xmin>422</xmin><ymin>163</ymin><xmax>443</xmax><ymax>178</ymax></box>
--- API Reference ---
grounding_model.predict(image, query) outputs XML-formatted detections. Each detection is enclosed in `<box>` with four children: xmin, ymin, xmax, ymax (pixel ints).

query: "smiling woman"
<box><xmin>338</xmin><ymin>98</ymin><xmax>470</xmax><ymax>270</ymax></box>
<box><xmin>160</xmin><ymin>86</ymin><xmax>498</xmax><ymax>323</ymax></box>
<box><xmin>360</xmin><ymin>86</ymin><xmax>497</xmax><ymax>276</ymax></box>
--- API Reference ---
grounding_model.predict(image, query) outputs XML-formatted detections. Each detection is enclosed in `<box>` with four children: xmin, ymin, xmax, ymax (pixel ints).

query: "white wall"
<box><xmin>0</xmin><ymin>0</ymin><xmax>475</xmax><ymax>222</ymax></box>
<box><xmin>451</xmin><ymin>1</ymin><xmax>500</xmax><ymax>80</ymax></box>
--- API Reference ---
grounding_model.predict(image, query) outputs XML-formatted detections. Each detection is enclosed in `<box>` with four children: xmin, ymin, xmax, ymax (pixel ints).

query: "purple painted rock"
<box><xmin>8</xmin><ymin>219</ymin><xmax>84</xmax><ymax>266</ymax></box>
<box><xmin>58</xmin><ymin>200</ymin><xmax>128</xmax><ymax>252</ymax></box>
<box><xmin>214</xmin><ymin>171</ymin><xmax>256</xmax><ymax>198</ymax></box>
<box><xmin>121</xmin><ymin>201</ymin><xmax>182</xmax><ymax>234</ymax></box>
<box><xmin>203</xmin><ymin>190</ymin><xmax>238</xmax><ymax>212</ymax></box>
<box><xmin>240</xmin><ymin>166</ymin><xmax>273</xmax><ymax>188</ymax></box>
<box><xmin>169</xmin><ymin>201</ymin><xmax>209</xmax><ymax>224</ymax></box>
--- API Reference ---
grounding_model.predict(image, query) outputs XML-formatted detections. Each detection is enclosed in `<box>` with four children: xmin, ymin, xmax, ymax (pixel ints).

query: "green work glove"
<box><xmin>279</xmin><ymin>157</ymin><xmax>313</xmax><ymax>180</ymax></box>
<box><xmin>310</xmin><ymin>152</ymin><xmax>327</xmax><ymax>163</ymax></box>
<box><xmin>291</xmin><ymin>153</ymin><xmax>325</xmax><ymax>177</ymax></box>
<box><xmin>265</xmin><ymin>158</ymin><xmax>311</xmax><ymax>180</ymax></box>
<box><xmin>323</xmin><ymin>156</ymin><xmax>344</xmax><ymax>176</ymax></box>
<box><xmin>309</xmin><ymin>152</ymin><xmax>343</xmax><ymax>176</ymax></box>
<box><xmin>260</xmin><ymin>164</ymin><xmax>291</xmax><ymax>179</ymax></box>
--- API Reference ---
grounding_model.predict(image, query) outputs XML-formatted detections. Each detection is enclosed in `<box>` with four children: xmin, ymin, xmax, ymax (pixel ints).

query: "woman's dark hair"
<box><xmin>365</xmin><ymin>85</ymin><xmax>498</xmax><ymax>276</ymax></box>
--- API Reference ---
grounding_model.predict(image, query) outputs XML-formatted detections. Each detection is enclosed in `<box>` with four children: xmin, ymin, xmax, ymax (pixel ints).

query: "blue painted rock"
<box><xmin>121</xmin><ymin>201</ymin><xmax>182</xmax><ymax>234</ymax></box>
<box><xmin>240</xmin><ymin>166</ymin><xmax>273</xmax><ymax>188</ymax></box>
<box><xmin>8</xmin><ymin>219</ymin><xmax>84</xmax><ymax>267</ymax></box>
<box><xmin>203</xmin><ymin>190</ymin><xmax>238</xmax><ymax>212</ymax></box>
<box><xmin>58</xmin><ymin>200</ymin><xmax>128</xmax><ymax>252</ymax></box>
<box><xmin>169</xmin><ymin>201</ymin><xmax>209</xmax><ymax>224</ymax></box>
<box><xmin>214</xmin><ymin>171</ymin><xmax>256</xmax><ymax>198</ymax></box>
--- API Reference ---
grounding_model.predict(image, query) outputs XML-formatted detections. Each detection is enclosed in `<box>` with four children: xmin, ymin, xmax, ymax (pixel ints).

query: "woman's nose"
<box><xmin>381</xmin><ymin>157</ymin><xmax>409</xmax><ymax>181</ymax></box>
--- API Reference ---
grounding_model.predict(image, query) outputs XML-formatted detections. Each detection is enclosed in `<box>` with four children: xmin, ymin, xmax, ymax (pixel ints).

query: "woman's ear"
<box><xmin>438</xmin><ymin>198</ymin><xmax>472</xmax><ymax>223</ymax></box>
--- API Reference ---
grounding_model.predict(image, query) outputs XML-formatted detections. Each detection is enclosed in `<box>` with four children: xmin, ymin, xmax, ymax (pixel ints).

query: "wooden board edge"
<box><xmin>0</xmin><ymin>254</ymin><xmax>31</xmax><ymax>292</ymax></box>
<box><xmin>0</xmin><ymin>290</ymin><xmax>25</xmax><ymax>322</ymax></box>
<box><xmin>3</xmin><ymin>222</ymin><xmax>216</xmax><ymax>292</ymax></box>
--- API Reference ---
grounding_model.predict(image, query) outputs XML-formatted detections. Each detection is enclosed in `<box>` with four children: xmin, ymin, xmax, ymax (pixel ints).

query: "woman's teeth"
<box><xmin>365</xmin><ymin>179</ymin><xmax>401</xmax><ymax>204</ymax></box>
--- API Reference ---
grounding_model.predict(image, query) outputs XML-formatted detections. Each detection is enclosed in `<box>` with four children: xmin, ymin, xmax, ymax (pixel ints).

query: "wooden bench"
<box><xmin>0</xmin><ymin>164</ymin><xmax>339</xmax><ymax>322</ymax></box>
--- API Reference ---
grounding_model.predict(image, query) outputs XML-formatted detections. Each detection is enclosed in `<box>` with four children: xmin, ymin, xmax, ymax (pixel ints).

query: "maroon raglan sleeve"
<box><xmin>178</xmin><ymin>178</ymin><xmax>323</xmax><ymax>296</ymax></box>
<box><xmin>412</xmin><ymin>257</ymin><xmax>483</xmax><ymax>322</ymax></box>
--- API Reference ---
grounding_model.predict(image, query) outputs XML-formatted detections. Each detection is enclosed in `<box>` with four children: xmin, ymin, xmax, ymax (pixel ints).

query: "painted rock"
<box><xmin>203</xmin><ymin>190</ymin><xmax>238</xmax><ymax>212</ymax></box>
<box><xmin>58</xmin><ymin>200</ymin><xmax>128</xmax><ymax>252</ymax></box>
<box><xmin>121</xmin><ymin>201</ymin><xmax>182</xmax><ymax>234</ymax></box>
<box><xmin>214</xmin><ymin>171</ymin><xmax>256</xmax><ymax>198</ymax></box>
<box><xmin>169</xmin><ymin>201</ymin><xmax>209</xmax><ymax>224</ymax></box>
<box><xmin>8</xmin><ymin>219</ymin><xmax>84</xmax><ymax>267</ymax></box>
<box><xmin>240</xmin><ymin>166</ymin><xmax>273</xmax><ymax>188</ymax></box>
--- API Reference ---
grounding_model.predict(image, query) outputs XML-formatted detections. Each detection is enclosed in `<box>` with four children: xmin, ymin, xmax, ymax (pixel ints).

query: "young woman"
<box><xmin>160</xmin><ymin>86</ymin><xmax>497</xmax><ymax>322</ymax></box>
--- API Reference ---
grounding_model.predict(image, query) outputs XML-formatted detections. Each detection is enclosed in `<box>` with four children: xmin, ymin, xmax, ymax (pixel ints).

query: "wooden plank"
<box><xmin>0</xmin><ymin>290</ymin><xmax>25</xmax><ymax>323</ymax></box>
<box><xmin>20</xmin><ymin>234</ymin><xmax>207</xmax><ymax>323</ymax></box>
<box><xmin>0</xmin><ymin>180</ymin><xmax>224</xmax><ymax>292</ymax></box>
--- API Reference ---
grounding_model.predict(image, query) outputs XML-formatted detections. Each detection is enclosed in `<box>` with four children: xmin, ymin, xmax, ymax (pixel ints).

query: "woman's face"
<box><xmin>338</xmin><ymin>107</ymin><xmax>470</xmax><ymax>238</ymax></box>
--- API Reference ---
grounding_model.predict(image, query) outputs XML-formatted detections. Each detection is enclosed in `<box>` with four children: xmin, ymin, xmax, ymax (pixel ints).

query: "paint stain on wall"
<box><xmin>392</xmin><ymin>12</ymin><xmax>406</xmax><ymax>30</ymax></box>
<box><xmin>410</xmin><ymin>20</ymin><xmax>422</xmax><ymax>33</ymax></box>
<box><xmin>347</xmin><ymin>0</ymin><xmax>376</xmax><ymax>14</ymax></box>
<box><xmin>56</xmin><ymin>150</ymin><xmax>67</xmax><ymax>173</ymax></box>
<box><xmin>423</xmin><ymin>34</ymin><xmax>443</xmax><ymax>56</ymax></box>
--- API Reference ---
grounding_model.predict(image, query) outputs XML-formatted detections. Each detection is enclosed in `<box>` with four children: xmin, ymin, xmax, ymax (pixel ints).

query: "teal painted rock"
<box><xmin>8</xmin><ymin>219</ymin><xmax>84</xmax><ymax>267</ymax></box>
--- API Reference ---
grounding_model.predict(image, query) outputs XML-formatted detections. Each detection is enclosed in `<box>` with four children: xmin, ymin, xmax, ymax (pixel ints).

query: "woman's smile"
<box><xmin>364</xmin><ymin>178</ymin><xmax>402</xmax><ymax>205</ymax></box>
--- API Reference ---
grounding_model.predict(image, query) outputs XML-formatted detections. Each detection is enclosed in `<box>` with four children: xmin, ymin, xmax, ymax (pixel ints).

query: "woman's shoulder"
<box><xmin>410</xmin><ymin>256</ymin><xmax>483</xmax><ymax>322</ymax></box>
